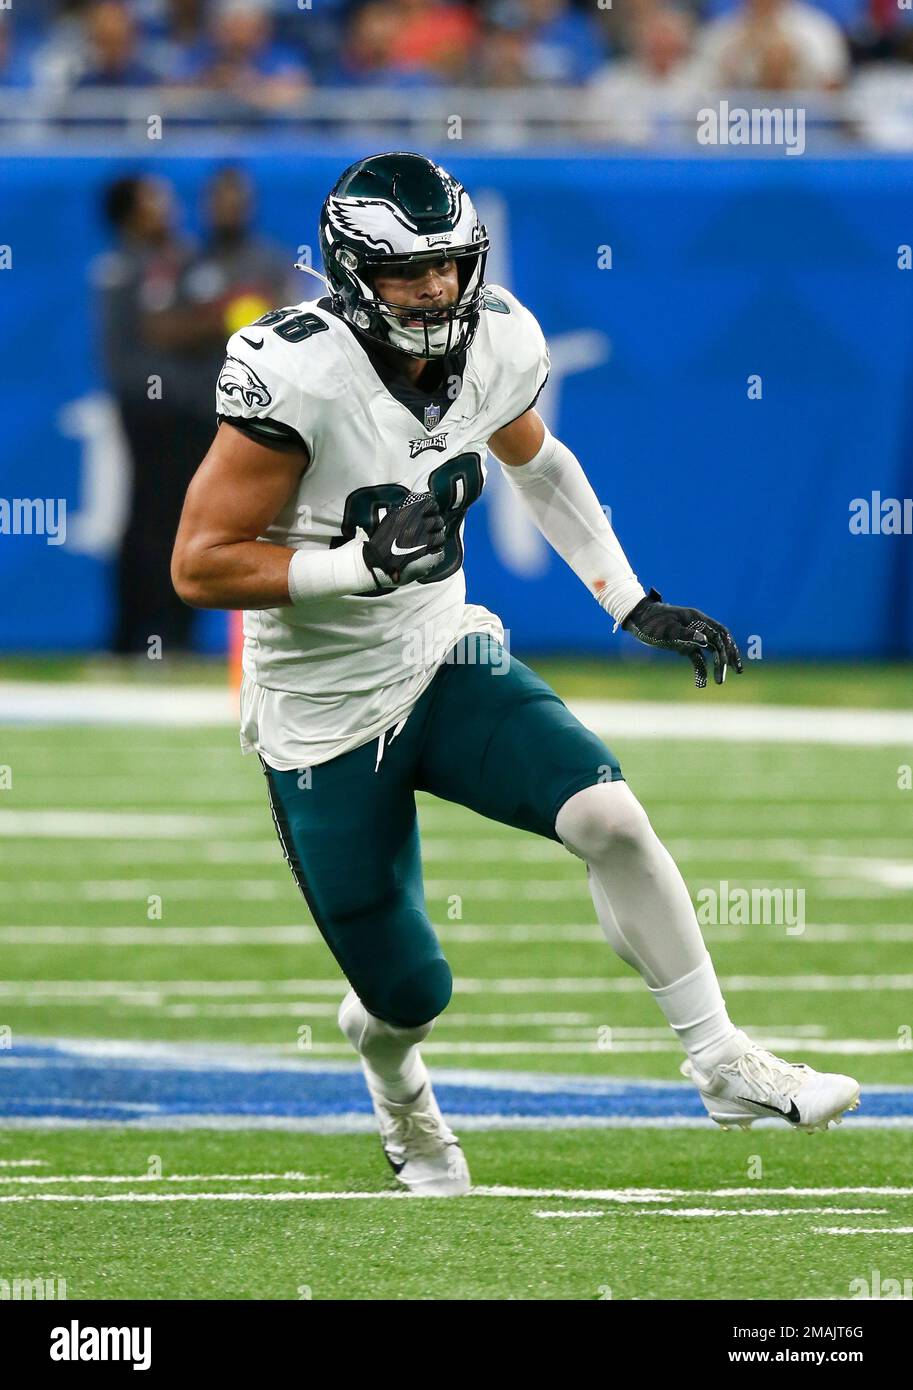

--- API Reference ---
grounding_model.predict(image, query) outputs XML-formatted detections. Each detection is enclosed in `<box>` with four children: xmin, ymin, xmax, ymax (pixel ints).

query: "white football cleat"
<box><xmin>363</xmin><ymin>1068</ymin><xmax>471</xmax><ymax>1196</ymax></box>
<box><xmin>682</xmin><ymin>1039</ymin><xmax>861</xmax><ymax>1133</ymax></box>
<box><xmin>337</xmin><ymin>989</ymin><xmax>470</xmax><ymax>1196</ymax></box>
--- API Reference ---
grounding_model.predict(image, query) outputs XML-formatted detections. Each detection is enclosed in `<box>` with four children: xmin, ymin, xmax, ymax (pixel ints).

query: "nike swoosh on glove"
<box><xmin>362</xmin><ymin>491</ymin><xmax>447</xmax><ymax>590</ymax></box>
<box><xmin>622</xmin><ymin>587</ymin><xmax>743</xmax><ymax>688</ymax></box>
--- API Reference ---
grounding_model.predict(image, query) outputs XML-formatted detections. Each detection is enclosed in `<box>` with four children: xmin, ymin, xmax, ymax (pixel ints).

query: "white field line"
<box><xmin>0</xmin><ymin>811</ymin><xmax>261</xmax><ymax>840</ymax></box>
<box><xmin>5</xmin><ymin>682</ymin><xmax>913</xmax><ymax>745</ymax></box>
<box><xmin>2</xmin><ymin>1113</ymin><xmax>911</xmax><ymax>1132</ymax></box>
<box><xmin>535</xmin><ymin>1208</ymin><xmax>890</xmax><ymax>1219</ymax></box>
<box><xmin>0</xmin><ymin>1159</ymin><xmax>46</xmax><ymax>1167</ymax></box>
<box><xmin>0</xmin><ymin>1184</ymin><xmax>907</xmax><ymax>1206</ymax></box>
<box><xmin>4</xmin><ymin>839</ymin><xmax>913</xmax><ymax>868</ymax></box>
<box><xmin>0</xmin><ymin>1172</ymin><xmax>321</xmax><ymax>1185</ymax></box>
<box><xmin>2</xmin><ymin>970</ymin><xmax>912</xmax><ymax>995</ymax></box>
<box><xmin>478</xmin><ymin>1185</ymin><xmax>913</xmax><ymax>1199</ymax></box>
<box><xmin>11</xmin><ymin>836</ymin><xmax>913</xmax><ymax>865</ymax></box>
<box><xmin>0</xmin><ymin>1192</ymin><xmax>406</xmax><ymax>1204</ymax></box>
<box><xmin>0</xmin><ymin>1037</ymin><xmax>901</xmax><ymax>1057</ymax></box>
<box><xmin>0</xmin><ymin>991</ymin><xmax>828</xmax><ymax>1037</ymax></box>
<box><xmin>0</xmin><ymin>927</ymin><xmax>321</xmax><ymax>945</ymax></box>
<box><xmin>1</xmin><ymin>924</ymin><xmax>913</xmax><ymax>948</ymax></box>
<box><xmin>815</xmin><ymin>1228</ymin><xmax>913</xmax><ymax>1236</ymax></box>
<box><xmin>0</xmin><ymin>810</ymin><xmax>904</xmax><ymax>848</ymax></box>
<box><xmin>535</xmin><ymin>1210</ymin><xmax>606</xmax><ymax>1218</ymax></box>
<box><xmin>7</xmin><ymin>867</ymin><xmax>913</xmax><ymax>901</ymax></box>
<box><xmin>0</xmin><ymin>683</ymin><xmax>237</xmax><ymax>726</ymax></box>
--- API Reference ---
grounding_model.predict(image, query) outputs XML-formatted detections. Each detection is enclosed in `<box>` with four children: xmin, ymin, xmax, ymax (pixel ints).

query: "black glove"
<box><xmin>622</xmin><ymin>587</ymin><xmax>743</xmax><ymax>688</ymax></box>
<box><xmin>362</xmin><ymin>491</ymin><xmax>446</xmax><ymax>590</ymax></box>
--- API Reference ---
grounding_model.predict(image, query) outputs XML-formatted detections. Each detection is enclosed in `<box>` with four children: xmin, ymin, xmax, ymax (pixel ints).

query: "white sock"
<box><xmin>338</xmin><ymin>989</ymin><xmax>431</xmax><ymax>1102</ymax></box>
<box><xmin>556</xmin><ymin>782</ymin><xmax>743</xmax><ymax>1068</ymax></box>
<box><xmin>649</xmin><ymin>957</ymin><xmax>747</xmax><ymax>1071</ymax></box>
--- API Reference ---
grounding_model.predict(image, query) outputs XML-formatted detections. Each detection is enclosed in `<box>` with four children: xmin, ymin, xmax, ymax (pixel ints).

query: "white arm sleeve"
<box><xmin>497</xmin><ymin>428</ymin><xmax>646</xmax><ymax>626</ymax></box>
<box><xmin>287</xmin><ymin>536</ymin><xmax>373</xmax><ymax>604</ymax></box>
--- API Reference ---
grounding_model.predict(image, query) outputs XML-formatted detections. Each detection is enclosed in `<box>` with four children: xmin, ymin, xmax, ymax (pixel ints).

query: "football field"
<box><xmin>1</xmin><ymin>661</ymin><xmax>912</xmax><ymax>1301</ymax></box>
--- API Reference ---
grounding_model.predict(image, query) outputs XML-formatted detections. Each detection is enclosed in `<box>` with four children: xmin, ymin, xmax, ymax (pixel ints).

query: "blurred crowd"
<box><xmin>2</xmin><ymin>0</ymin><xmax>913</xmax><ymax>101</ymax></box>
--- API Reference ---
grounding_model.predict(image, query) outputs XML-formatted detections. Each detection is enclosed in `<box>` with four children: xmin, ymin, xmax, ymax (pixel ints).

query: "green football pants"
<box><xmin>262</xmin><ymin>634</ymin><xmax>623</xmax><ymax>1027</ymax></box>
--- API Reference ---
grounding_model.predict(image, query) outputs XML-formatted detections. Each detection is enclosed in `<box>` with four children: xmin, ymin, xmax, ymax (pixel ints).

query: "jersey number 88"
<box><xmin>331</xmin><ymin>453</ymin><xmax>484</xmax><ymax>588</ymax></box>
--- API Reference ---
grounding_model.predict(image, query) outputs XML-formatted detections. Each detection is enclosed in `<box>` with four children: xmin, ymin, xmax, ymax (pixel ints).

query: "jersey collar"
<box><xmin>318</xmin><ymin>295</ymin><xmax>466</xmax><ymax>430</ymax></box>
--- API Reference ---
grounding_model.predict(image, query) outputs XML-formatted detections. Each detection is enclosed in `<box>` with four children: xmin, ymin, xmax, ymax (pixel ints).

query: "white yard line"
<box><xmin>0</xmin><ymin>811</ymin><xmax>260</xmax><ymax>839</ymax></box>
<box><xmin>0</xmin><ymin>1182</ymin><xmax>906</xmax><ymax>1207</ymax></box>
<box><xmin>534</xmin><ymin>1208</ymin><xmax>890</xmax><ymax>1219</ymax></box>
<box><xmin>4</xmin><ymin>682</ymin><xmax>913</xmax><ymax>745</ymax></box>
<box><xmin>0</xmin><ymin>1172</ymin><xmax>320</xmax><ymax>1185</ymax></box>
<box><xmin>0</xmin><ymin>1036</ymin><xmax>901</xmax><ymax>1057</ymax></box>
<box><xmin>1</xmin><ymin>1113</ymin><xmax>910</xmax><ymax>1131</ymax></box>
<box><xmin>0</xmin><ymin>924</ymin><xmax>912</xmax><ymax>947</ymax></box>
<box><xmin>1</xmin><ymin>970</ymin><xmax>911</xmax><ymax>993</ymax></box>
<box><xmin>815</xmin><ymin>1227</ymin><xmax>913</xmax><ymax>1236</ymax></box>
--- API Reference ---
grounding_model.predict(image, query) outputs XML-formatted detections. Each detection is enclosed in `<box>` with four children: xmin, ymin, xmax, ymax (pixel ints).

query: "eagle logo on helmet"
<box><xmin>217</xmin><ymin>356</ymin><xmax>273</xmax><ymax>410</ymax></box>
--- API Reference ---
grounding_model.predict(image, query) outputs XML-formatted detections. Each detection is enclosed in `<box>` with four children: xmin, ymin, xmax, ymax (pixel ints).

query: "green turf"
<box><xmin>1</xmin><ymin>723</ymin><xmax>910</xmax><ymax>1079</ymax></box>
<box><xmin>1</xmin><ymin>664</ymin><xmax>911</xmax><ymax>1299</ymax></box>
<box><xmin>0</xmin><ymin>1128</ymin><xmax>908</xmax><ymax>1300</ymax></box>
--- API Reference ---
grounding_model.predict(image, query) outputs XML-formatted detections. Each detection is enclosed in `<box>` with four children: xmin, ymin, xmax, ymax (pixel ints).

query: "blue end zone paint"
<box><xmin>1</xmin><ymin>1039</ymin><xmax>911</xmax><ymax>1128</ymax></box>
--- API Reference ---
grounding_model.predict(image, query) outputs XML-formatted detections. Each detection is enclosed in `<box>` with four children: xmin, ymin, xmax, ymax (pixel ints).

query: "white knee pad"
<box><xmin>555</xmin><ymin>780</ymin><xmax>653</xmax><ymax>864</ymax></box>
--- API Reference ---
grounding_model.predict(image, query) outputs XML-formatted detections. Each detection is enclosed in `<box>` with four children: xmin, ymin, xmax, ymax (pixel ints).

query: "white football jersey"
<box><xmin>215</xmin><ymin>284</ymin><xmax>550</xmax><ymax>769</ymax></box>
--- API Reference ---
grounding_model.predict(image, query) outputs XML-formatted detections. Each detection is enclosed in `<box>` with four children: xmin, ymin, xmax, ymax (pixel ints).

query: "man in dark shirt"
<box><xmin>96</xmin><ymin>174</ymin><xmax>215</xmax><ymax>653</ymax></box>
<box><xmin>96</xmin><ymin>168</ymin><xmax>294</xmax><ymax>654</ymax></box>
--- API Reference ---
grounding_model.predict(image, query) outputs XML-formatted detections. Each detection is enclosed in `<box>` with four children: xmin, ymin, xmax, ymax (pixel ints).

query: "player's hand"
<box><xmin>622</xmin><ymin>587</ymin><xmax>743</xmax><ymax>688</ymax></box>
<box><xmin>362</xmin><ymin>491</ymin><xmax>446</xmax><ymax>589</ymax></box>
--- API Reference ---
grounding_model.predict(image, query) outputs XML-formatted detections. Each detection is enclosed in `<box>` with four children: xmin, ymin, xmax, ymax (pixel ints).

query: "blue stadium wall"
<box><xmin>2</xmin><ymin>149</ymin><xmax>912</xmax><ymax>658</ymax></box>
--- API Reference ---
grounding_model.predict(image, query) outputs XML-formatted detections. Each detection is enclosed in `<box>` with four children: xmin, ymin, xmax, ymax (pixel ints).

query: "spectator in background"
<box><xmin>170</xmin><ymin>0</ymin><xmax>310</xmax><ymax>108</ymax></box>
<box><xmin>478</xmin><ymin>5</ymin><xmax>538</xmax><ymax>86</ymax></box>
<box><xmin>592</xmin><ymin>0</ymin><xmax>657</xmax><ymax>59</ymax></box>
<box><xmin>386</xmin><ymin>0</ymin><xmax>479</xmax><ymax>82</ymax></box>
<box><xmin>141</xmin><ymin>0</ymin><xmax>211</xmax><ymax>82</ymax></box>
<box><xmin>181</xmin><ymin>164</ymin><xmax>296</xmax><ymax>361</ymax></box>
<box><xmin>0</xmin><ymin>16</ymin><xmax>37</xmax><ymax>88</ymax></box>
<box><xmin>583</xmin><ymin>6</ymin><xmax>702</xmax><ymax>143</ymax></box>
<box><xmin>331</xmin><ymin>3</ymin><xmax>443</xmax><ymax>88</ymax></box>
<box><xmin>695</xmin><ymin>0</ymin><xmax>850</xmax><ymax>88</ymax></box>
<box><xmin>513</xmin><ymin>0</ymin><xmax>609</xmax><ymax>83</ymax></box>
<box><xmin>74</xmin><ymin>1</ymin><xmax>159</xmax><ymax>87</ymax></box>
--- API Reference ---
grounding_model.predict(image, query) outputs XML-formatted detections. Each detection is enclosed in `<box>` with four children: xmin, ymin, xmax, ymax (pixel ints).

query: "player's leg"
<box><xmin>556</xmin><ymin>781</ymin><xmax>859</xmax><ymax>1129</ymax></box>
<box><xmin>259</xmin><ymin>735</ymin><xmax>468</xmax><ymax>1193</ymax></box>
<box><xmin>418</xmin><ymin>634</ymin><xmax>859</xmax><ymax>1131</ymax></box>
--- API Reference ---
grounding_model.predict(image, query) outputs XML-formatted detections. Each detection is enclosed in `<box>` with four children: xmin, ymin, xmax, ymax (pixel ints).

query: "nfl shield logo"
<box><xmin>424</xmin><ymin>402</ymin><xmax>441</xmax><ymax>431</ymax></box>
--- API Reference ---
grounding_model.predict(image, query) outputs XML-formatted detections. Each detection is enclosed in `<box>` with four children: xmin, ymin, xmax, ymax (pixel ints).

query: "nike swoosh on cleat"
<box><xmin>739</xmin><ymin>1096</ymin><xmax>801</xmax><ymax>1123</ymax></box>
<box><xmin>240</xmin><ymin>335</ymin><xmax>264</xmax><ymax>350</ymax></box>
<box><xmin>390</xmin><ymin>540</ymin><xmax>425</xmax><ymax>556</ymax></box>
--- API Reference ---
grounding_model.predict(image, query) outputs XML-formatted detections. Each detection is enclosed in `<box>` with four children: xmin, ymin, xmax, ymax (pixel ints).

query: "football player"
<box><xmin>172</xmin><ymin>153</ymin><xmax>860</xmax><ymax>1195</ymax></box>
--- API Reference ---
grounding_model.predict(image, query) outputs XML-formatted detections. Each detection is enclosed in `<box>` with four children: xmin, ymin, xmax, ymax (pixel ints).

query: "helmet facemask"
<box><xmin>361</xmin><ymin>245</ymin><xmax>488</xmax><ymax>359</ymax></box>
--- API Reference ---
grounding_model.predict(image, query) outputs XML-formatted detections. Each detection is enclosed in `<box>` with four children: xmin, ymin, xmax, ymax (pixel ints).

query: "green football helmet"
<box><xmin>316</xmin><ymin>152</ymin><xmax>489</xmax><ymax>359</ymax></box>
